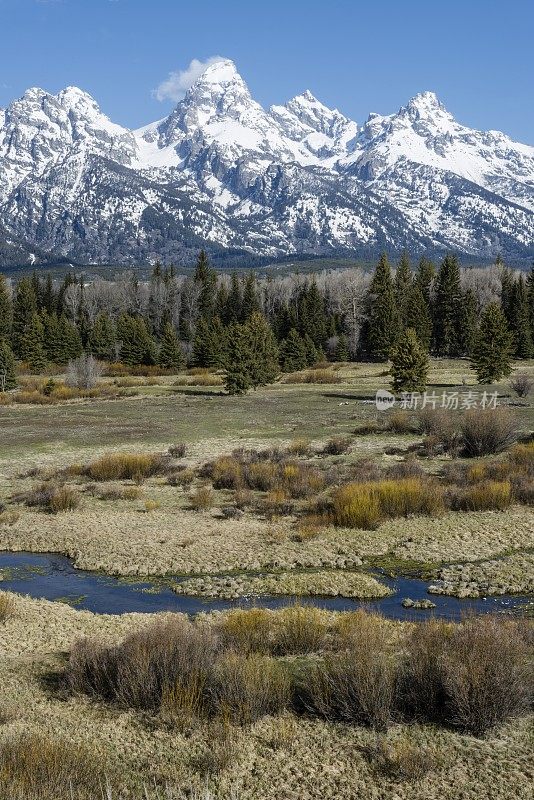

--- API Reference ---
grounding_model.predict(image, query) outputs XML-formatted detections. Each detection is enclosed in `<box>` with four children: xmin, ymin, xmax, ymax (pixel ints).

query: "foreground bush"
<box><xmin>17</xmin><ymin>483</ymin><xmax>80</xmax><ymax>513</ymax></box>
<box><xmin>401</xmin><ymin>616</ymin><xmax>531</xmax><ymax>734</ymax></box>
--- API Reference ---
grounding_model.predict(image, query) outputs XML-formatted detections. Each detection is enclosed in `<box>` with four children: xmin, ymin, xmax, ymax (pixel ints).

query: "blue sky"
<box><xmin>1</xmin><ymin>0</ymin><xmax>533</xmax><ymax>143</ymax></box>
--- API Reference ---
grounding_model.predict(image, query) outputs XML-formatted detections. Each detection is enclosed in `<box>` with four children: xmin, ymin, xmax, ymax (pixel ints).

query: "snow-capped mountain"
<box><xmin>0</xmin><ymin>58</ymin><xmax>533</xmax><ymax>267</ymax></box>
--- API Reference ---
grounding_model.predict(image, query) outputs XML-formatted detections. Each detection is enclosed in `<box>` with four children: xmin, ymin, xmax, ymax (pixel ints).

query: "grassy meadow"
<box><xmin>0</xmin><ymin>358</ymin><xmax>532</xmax><ymax>798</ymax></box>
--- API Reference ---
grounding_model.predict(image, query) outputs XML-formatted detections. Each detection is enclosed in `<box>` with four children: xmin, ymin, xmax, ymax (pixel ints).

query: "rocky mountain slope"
<box><xmin>0</xmin><ymin>59</ymin><xmax>533</xmax><ymax>266</ymax></box>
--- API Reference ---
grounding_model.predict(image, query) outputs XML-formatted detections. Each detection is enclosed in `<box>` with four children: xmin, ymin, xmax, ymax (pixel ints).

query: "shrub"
<box><xmin>18</xmin><ymin>483</ymin><xmax>80</xmax><ymax>514</ymax></box>
<box><xmin>384</xmin><ymin>411</ymin><xmax>416</xmax><ymax>434</ymax></box>
<box><xmin>461</xmin><ymin>407</ymin><xmax>516</xmax><ymax>457</ymax></box>
<box><xmin>510</xmin><ymin>373</ymin><xmax>533</xmax><ymax>399</ymax></box>
<box><xmin>417</xmin><ymin>407</ymin><xmax>462</xmax><ymax>454</ymax></box>
<box><xmin>220</xmin><ymin>505</ymin><xmax>243</xmax><ymax>520</ymax></box>
<box><xmin>210</xmin><ymin>456</ymin><xmax>244</xmax><ymax>489</ymax></box>
<box><xmin>218</xmin><ymin>608</ymin><xmax>273</xmax><ymax>655</ymax></box>
<box><xmin>168</xmin><ymin>467</ymin><xmax>195</xmax><ymax>487</ymax></box>
<box><xmin>441</xmin><ymin>617</ymin><xmax>531</xmax><ymax>735</ymax></box>
<box><xmin>332</xmin><ymin>478</ymin><xmax>443</xmax><ymax>529</ymax></box>
<box><xmin>401</xmin><ymin>616</ymin><xmax>532</xmax><ymax>735</ymax></box>
<box><xmin>282</xmin><ymin>462</ymin><xmax>325</xmax><ymax>498</ymax></box>
<box><xmin>272</xmin><ymin>605</ymin><xmax>329</xmax><ymax>656</ymax></box>
<box><xmin>98</xmin><ymin>486</ymin><xmax>142</xmax><ymax>501</ymax></box>
<box><xmin>302</xmin><ymin>632</ymin><xmax>397</xmax><ymax>730</ymax></box>
<box><xmin>0</xmin><ymin>733</ymin><xmax>106</xmax><ymax>799</ymax></box>
<box><xmin>281</xmin><ymin>369</ymin><xmax>338</xmax><ymax>384</ymax></box>
<box><xmin>168</xmin><ymin>443</ymin><xmax>187</xmax><ymax>458</ymax></box>
<box><xmin>209</xmin><ymin>652</ymin><xmax>290</xmax><ymax>724</ymax></box>
<box><xmin>144</xmin><ymin>499</ymin><xmax>160</xmax><ymax>512</ymax></box>
<box><xmin>453</xmin><ymin>480</ymin><xmax>512</xmax><ymax>511</ymax></box>
<box><xmin>261</xmin><ymin>489</ymin><xmax>294</xmax><ymax>519</ymax></box>
<box><xmin>190</xmin><ymin>486</ymin><xmax>214</xmax><ymax>511</ymax></box>
<box><xmin>86</xmin><ymin>452</ymin><xmax>170</xmax><ymax>481</ymax></box>
<box><xmin>68</xmin><ymin>618</ymin><xmax>219</xmax><ymax>711</ymax></box>
<box><xmin>0</xmin><ymin>593</ymin><xmax>15</xmax><ymax>623</ymax></box>
<box><xmin>321</xmin><ymin>436</ymin><xmax>352</xmax><ymax>456</ymax></box>
<box><xmin>287</xmin><ymin>438</ymin><xmax>312</xmax><ymax>457</ymax></box>
<box><xmin>243</xmin><ymin>461</ymin><xmax>278</xmax><ymax>491</ymax></box>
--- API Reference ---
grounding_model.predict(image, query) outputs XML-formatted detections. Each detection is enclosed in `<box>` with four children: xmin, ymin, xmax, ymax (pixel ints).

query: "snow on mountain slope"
<box><xmin>0</xmin><ymin>59</ymin><xmax>533</xmax><ymax>266</ymax></box>
<box><xmin>343</xmin><ymin>91</ymin><xmax>534</xmax><ymax>211</ymax></box>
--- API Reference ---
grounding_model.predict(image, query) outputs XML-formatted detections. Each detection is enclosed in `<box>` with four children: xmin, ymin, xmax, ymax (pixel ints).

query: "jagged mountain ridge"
<box><xmin>1</xmin><ymin>58</ymin><xmax>533</xmax><ymax>267</ymax></box>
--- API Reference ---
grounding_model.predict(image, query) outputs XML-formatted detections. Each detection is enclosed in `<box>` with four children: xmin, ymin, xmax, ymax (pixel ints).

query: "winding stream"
<box><xmin>1</xmin><ymin>551</ymin><xmax>532</xmax><ymax>619</ymax></box>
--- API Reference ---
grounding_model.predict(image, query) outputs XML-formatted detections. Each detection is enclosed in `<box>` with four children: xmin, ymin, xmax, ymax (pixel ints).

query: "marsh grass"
<box><xmin>332</xmin><ymin>478</ymin><xmax>443</xmax><ymax>529</ymax></box>
<box><xmin>0</xmin><ymin>592</ymin><xmax>15</xmax><ymax>622</ymax></box>
<box><xmin>86</xmin><ymin>452</ymin><xmax>170</xmax><ymax>482</ymax></box>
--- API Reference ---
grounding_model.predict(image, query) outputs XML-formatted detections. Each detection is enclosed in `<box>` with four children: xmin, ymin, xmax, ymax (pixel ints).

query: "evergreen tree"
<box><xmin>0</xmin><ymin>338</ymin><xmax>17</xmax><ymax>391</ymax></box>
<box><xmin>390</xmin><ymin>328</ymin><xmax>429</xmax><ymax>393</ymax></box>
<box><xmin>42</xmin><ymin>312</ymin><xmax>62</xmax><ymax>363</ymax></box>
<box><xmin>334</xmin><ymin>334</ymin><xmax>350</xmax><ymax>362</ymax></box>
<box><xmin>365</xmin><ymin>253</ymin><xmax>400</xmax><ymax>360</ymax></box>
<box><xmin>58</xmin><ymin>314</ymin><xmax>83</xmax><ymax>362</ymax></box>
<box><xmin>433</xmin><ymin>254</ymin><xmax>462</xmax><ymax>356</ymax></box>
<box><xmin>510</xmin><ymin>275</ymin><xmax>533</xmax><ymax>358</ymax></box>
<box><xmin>158</xmin><ymin>323</ymin><xmax>185</xmax><ymax>370</ymax></box>
<box><xmin>471</xmin><ymin>303</ymin><xmax>514</xmax><ymax>383</ymax></box>
<box><xmin>0</xmin><ymin>274</ymin><xmax>13</xmax><ymax>341</ymax></box>
<box><xmin>225</xmin><ymin>273</ymin><xmax>243</xmax><ymax>324</ymax></box>
<box><xmin>243</xmin><ymin>312</ymin><xmax>279</xmax><ymax>388</ymax></box>
<box><xmin>89</xmin><ymin>313</ymin><xmax>116</xmax><ymax>361</ymax></box>
<box><xmin>241</xmin><ymin>272</ymin><xmax>260</xmax><ymax>321</ymax></box>
<box><xmin>12</xmin><ymin>277</ymin><xmax>37</xmax><ymax>357</ymax></box>
<box><xmin>224</xmin><ymin>323</ymin><xmax>252</xmax><ymax>395</ymax></box>
<box><xmin>303</xmin><ymin>333</ymin><xmax>319</xmax><ymax>366</ymax></box>
<box><xmin>192</xmin><ymin>317</ymin><xmax>227</xmax><ymax>368</ymax></box>
<box><xmin>404</xmin><ymin>284</ymin><xmax>432</xmax><ymax>350</ymax></box>
<box><xmin>394</xmin><ymin>251</ymin><xmax>412</xmax><ymax>326</ymax></box>
<box><xmin>499</xmin><ymin>266</ymin><xmax>516</xmax><ymax>330</ymax></box>
<box><xmin>117</xmin><ymin>314</ymin><xmax>155</xmax><ymax>366</ymax></box>
<box><xmin>527</xmin><ymin>265</ymin><xmax>534</xmax><ymax>344</ymax></box>
<box><xmin>194</xmin><ymin>250</ymin><xmax>217</xmax><ymax>322</ymax></box>
<box><xmin>302</xmin><ymin>281</ymin><xmax>327</xmax><ymax>347</ymax></box>
<box><xmin>279</xmin><ymin>328</ymin><xmax>308</xmax><ymax>372</ymax></box>
<box><xmin>42</xmin><ymin>274</ymin><xmax>55</xmax><ymax>315</ymax></box>
<box><xmin>20</xmin><ymin>313</ymin><xmax>47</xmax><ymax>370</ymax></box>
<box><xmin>456</xmin><ymin>289</ymin><xmax>478</xmax><ymax>356</ymax></box>
<box><xmin>415</xmin><ymin>256</ymin><xmax>436</xmax><ymax>304</ymax></box>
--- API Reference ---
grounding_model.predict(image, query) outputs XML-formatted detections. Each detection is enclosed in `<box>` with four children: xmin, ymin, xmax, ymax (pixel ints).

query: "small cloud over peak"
<box><xmin>153</xmin><ymin>56</ymin><xmax>227</xmax><ymax>102</ymax></box>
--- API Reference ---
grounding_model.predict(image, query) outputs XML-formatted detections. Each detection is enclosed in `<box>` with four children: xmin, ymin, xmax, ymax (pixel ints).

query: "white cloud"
<box><xmin>153</xmin><ymin>56</ymin><xmax>225</xmax><ymax>102</ymax></box>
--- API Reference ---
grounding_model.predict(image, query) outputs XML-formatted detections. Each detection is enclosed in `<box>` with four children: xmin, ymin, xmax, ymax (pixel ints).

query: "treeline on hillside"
<box><xmin>0</xmin><ymin>251</ymin><xmax>532</xmax><ymax>393</ymax></box>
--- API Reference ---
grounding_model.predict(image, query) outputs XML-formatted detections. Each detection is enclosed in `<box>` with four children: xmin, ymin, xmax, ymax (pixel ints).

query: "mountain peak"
<box><xmin>404</xmin><ymin>90</ymin><xmax>447</xmax><ymax>116</ymax></box>
<box><xmin>194</xmin><ymin>58</ymin><xmax>240</xmax><ymax>87</ymax></box>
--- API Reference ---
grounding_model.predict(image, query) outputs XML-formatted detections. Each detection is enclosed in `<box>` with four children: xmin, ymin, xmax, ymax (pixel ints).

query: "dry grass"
<box><xmin>15</xmin><ymin>483</ymin><xmax>80</xmax><ymax>514</ymax></box>
<box><xmin>452</xmin><ymin>480</ymin><xmax>513</xmax><ymax>511</ymax></box>
<box><xmin>281</xmin><ymin>369</ymin><xmax>339</xmax><ymax>384</ymax></box>
<box><xmin>363</xmin><ymin>736</ymin><xmax>439</xmax><ymax>782</ymax></box>
<box><xmin>189</xmin><ymin>486</ymin><xmax>215</xmax><ymax>511</ymax></box>
<box><xmin>0</xmin><ymin>592</ymin><xmax>15</xmax><ymax>623</ymax></box>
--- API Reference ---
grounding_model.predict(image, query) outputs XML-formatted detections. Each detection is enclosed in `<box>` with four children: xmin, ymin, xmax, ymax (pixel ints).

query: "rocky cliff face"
<box><xmin>1</xmin><ymin>59</ymin><xmax>533</xmax><ymax>266</ymax></box>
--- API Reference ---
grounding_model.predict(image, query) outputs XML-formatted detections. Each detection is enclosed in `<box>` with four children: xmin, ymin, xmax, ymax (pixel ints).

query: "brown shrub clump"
<box><xmin>332</xmin><ymin>478</ymin><xmax>444</xmax><ymax>530</ymax></box>
<box><xmin>189</xmin><ymin>486</ymin><xmax>215</xmax><ymax>511</ymax></box>
<box><xmin>16</xmin><ymin>483</ymin><xmax>80</xmax><ymax>514</ymax></box>
<box><xmin>461</xmin><ymin>407</ymin><xmax>517</xmax><ymax>457</ymax></box>
<box><xmin>86</xmin><ymin>452</ymin><xmax>170</xmax><ymax>482</ymax></box>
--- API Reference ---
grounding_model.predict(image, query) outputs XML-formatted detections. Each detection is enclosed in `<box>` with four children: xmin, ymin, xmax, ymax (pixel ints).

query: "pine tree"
<box><xmin>471</xmin><ymin>303</ymin><xmax>514</xmax><ymax>384</ymax></box>
<box><xmin>0</xmin><ymin>338</ymin><xmax>17</xmax><ymax>391</ymax></box>
<box><xmin>42</xmin><ymin>274</ymin><xmax>55</xmax><ymax>314</ymax></box>
<box><xmin>334</xmin><ymin>334</ymin><xmax>350</xmax><ymax>362</ymax></box>
<box><xmin>89</xmin><ymin>313</ymin><xmax>116</xmax><ymax>361</ymax></box>
<box><xmin>0</xmin><ymin>274</ymin><xmax>13</xmax><ymax>341</ymax></box>
<box><xmin>192</xmin><ymin>317</ymin><xmax>227</xmax><ymax>368</ymax></box>
<box><xmin>280</xmin><ymin>328</ymin><xmax>308</xmax><ymax>372</ymax></box>
<box><xmin>224</xmin><ymin>323</ymin><xmax>252</xmax><ymax>395</ymax></box>
<box><xmin>394</xmin><ymin>251</ymin><xmax>412</xmax><ymax>327</ymax></box>
<box><xmin>302</xmin><ymin>281</ymin><xmax>327</xmax><ymax>347</ymax></box>
<box><xmin>404</xmin><ymin>284</ymin><xmax>432</xmax><ymax>350</ymax></box>
<box><xmin>58</xmin><ymin>314</ymin><xmax>83</xmax><ymax>362</ymax></box>
<box><xmin>225</xmin><ymin>273</ymin><xmax>243</xmax><ymax>324</ymax></box>
<box><xmin>158</xmin><ymin>323</ymin><xmax>185</xmax><ymax>370</ymax></box>
<box><xmin>241</xmin><ymin>272</ymin><xmax>260</xmax><ymax>321</ymax></box>
<box><xmin>42</xmin><ymin>312</ymin><xmax>62</xmax><ymax>363</ymax></box>
<box><xmin>117</xmin><ymin>314</ymin><xmax>155</xmax><ymax>366</ymax></box>
<box><xmin>390</xmin><ymin>328</ymin><xmax>429</xmax><ymax>393</ymax></box>
<box><xmin>243</xmin><ymin>312</ymin><xmax>279</xmax><ymax>388</ymax></box>
<box><xmin>20</xmin><ymin>313</ymin><xmax>47</xmax><ymax>371</ymax></box>
<box><xmin>527</xmin><ymin>265</ymin><xmax>534</xmax><ymax>345</ymax></box>
<box><xmin>510</xmin><ymin>275</ymin><xmax>533</xmax><ymax>358</ymax></box>
<box><xmin>415</xmin><ymin>256</ymin><xmax>436</xmax><ymax>304</ymax></box>
<box><xmin>303</xmin><ymin>333</ymin><xmax>319</xmax><ymax>366</ymax></box>
<box><xmin>433</xmin><ymin>254</ymin><xmax>462</xmax><ymax>356</ymax></box>
<box><xmin>365</xmin><ymin>253</ymin><xmax>400</xmax><ymax>360</ymax></box>
<box><xmin>456</xmin><ymin>289</ymin><xmax>478</xmax><ymax>356</ymax></box>
<box><xmin>194</xmin><ymin>250</ymin><xmax>217</xmax><ymax>322</ymax></box>
<box><xmin>12</xmin><ymin>277</ymin><xmax>37</xmax><ymax>357</ymax></box>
